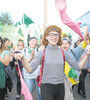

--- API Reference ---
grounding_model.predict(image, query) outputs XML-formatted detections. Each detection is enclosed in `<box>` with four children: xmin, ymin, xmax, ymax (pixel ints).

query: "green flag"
<box><xmin>22</xmin><ymin>14</ymin><xmax>34</xmax><ymax>26</ymax></box>
<box><xmin>18</xmin><ymin>28</ymin><xmax>24</xmax><ymax>37</ymax></box>
<box><xmin>18</xmin><ymin>28</ymin><xmax>24</xmax><ymax>41</ymax></box>
<box><xmin>15</xmin><ymin>21</ymin><xmax>21</xmax><ymax>27</ymax></box>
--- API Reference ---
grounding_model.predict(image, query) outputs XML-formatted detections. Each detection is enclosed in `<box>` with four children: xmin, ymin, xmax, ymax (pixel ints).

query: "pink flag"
<box><xmin>18</xmin><ymin>65</ymin><xmax>33</xmax><ymax>100</ymax></box>
<box><xmin>55</xmin><ymin>0</ymin><xmax>85</xmax><ymax>40</ymax></box>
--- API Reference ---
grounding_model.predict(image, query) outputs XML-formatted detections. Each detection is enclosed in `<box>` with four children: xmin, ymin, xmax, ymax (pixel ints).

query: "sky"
<box><xmin>0</xmin><ymin>0</ymin><xmax>44</xmax><ymax>27</ymax></box>
<box><xmin>0</xmin><ymin>0</ymin><xmax>90</xmax><ymax>27</ymax></box>
<box><xmin>67</xmin><ymin>0</ymin><xmax>90</xmax><ymax>20</ymax></box>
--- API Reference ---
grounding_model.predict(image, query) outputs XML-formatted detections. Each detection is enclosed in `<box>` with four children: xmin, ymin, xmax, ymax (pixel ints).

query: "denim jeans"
<box><xmin>24</xmin><ymin>78</ymin><xmax>41</xmax><ymax>100</ymax></box>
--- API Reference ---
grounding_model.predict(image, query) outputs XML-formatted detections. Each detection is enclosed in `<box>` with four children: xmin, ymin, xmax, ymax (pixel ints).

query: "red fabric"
<box><xmin>36</xmin><ymin>49</ymin><xmax>45</xmax><ymax>87</ymax></box>
<box><xmin>16</xmin><ymin>67</ymin><xmax>19</xmax><ymax>71</ymax></box>
<box><xmin>55</xmin><ymin>0</ymin><xmax>86</xmax><ymax>41</ymax></box>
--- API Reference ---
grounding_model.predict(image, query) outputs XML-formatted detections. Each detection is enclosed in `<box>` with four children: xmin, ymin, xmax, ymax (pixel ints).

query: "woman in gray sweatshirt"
<box><xmin>14</xmin><ymin>25</ymin><xmax>90</xmax><ymax>100</ymax></box>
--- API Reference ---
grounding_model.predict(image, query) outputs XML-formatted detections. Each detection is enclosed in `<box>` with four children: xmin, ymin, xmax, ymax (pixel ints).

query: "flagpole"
<box><xmin>22</xmin><ymin>13</ymin><xmax>24</xmax><ymax>25</ymax></box>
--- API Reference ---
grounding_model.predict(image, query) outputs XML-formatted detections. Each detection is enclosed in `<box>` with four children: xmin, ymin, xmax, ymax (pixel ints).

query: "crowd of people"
<box><xmin>0</xmin><ymin>25</ymin><xmax>90</xmax><ymax>100</ymax></box>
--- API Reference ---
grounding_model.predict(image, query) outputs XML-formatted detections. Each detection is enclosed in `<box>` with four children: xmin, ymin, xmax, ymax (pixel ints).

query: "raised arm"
<box><xmin>79</xmin><ymin>45</ymin><xmax>90</xmax><ymax>69</ymax></box>
<box><xmin>14</xmin><ymin>50</ymin><xmax>43</xmax><ymax>73</ymax></box>
<box><xmin>65</xmin><ymin>45</ymin><xmax>90</xmax><ymax>70</ymax></box>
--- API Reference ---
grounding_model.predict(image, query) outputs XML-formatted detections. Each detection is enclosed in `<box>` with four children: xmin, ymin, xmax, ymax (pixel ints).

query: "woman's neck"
<box><xmin>48</xmin><ymin>43</ymin><xmax>57</xmax><ymax>47</ymax></box>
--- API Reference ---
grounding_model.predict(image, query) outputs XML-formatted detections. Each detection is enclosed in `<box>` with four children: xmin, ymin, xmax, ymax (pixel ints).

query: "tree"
<box><xmin>0</xmin><ymin>12</ymin><xmax>13</xmax><ymax>25</ymax></box>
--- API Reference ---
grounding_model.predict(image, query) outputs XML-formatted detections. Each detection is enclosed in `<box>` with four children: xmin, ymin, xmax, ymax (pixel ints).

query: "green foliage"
<box><xmin>1</xmin><ymin>25</ymin><xmax>18</xmax><ymax>42</ymax></box>
<box><xmin>0</xmin><ymin>12</ymin><xmax>13</xmax><ymax>25</ymax></box>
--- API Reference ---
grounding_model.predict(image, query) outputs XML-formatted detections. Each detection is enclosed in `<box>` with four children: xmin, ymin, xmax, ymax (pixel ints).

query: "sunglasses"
<box><xmin>18</xmin><ymin>44</ymin><xmax>23</xmax><ymax>46</ymax></box>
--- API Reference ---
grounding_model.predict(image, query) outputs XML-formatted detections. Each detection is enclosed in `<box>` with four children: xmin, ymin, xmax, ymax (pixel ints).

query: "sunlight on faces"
<box><xmin>46</xmin><ymin>31</ymin><xmax>59</xmax><ymax>46</ymax></box>
<box><xmin>61</xmin><ymin>40</ymin><xmax>70</xmax><ymax>51</ymax></box>
<box><xmin>18</xmin><ymin>41</ymin><xmax>24</xmax><ymax>50</ymax></box>
<box><xmin>18</xmin><ymin>44</ymin><xmax>24</xmax><ymax>50</ymax></box>
<box><xmin>5</xmin><ymin>40</ymin><xmax>10</xmax><ymax>48</ymax></box>
<box><xmin>28</xmin><ymin>39</ymin><xmax>38</xmax><ymax>48</ymax></box>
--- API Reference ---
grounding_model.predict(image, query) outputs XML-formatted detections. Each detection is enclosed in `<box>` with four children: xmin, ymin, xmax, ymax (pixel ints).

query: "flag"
<box><xmin>55</xmin><ymin>0</ymin><xmax>85</xmax><ymax>41</ymax></box>
<box><xmin>22</xmin><ymin>14</ymin><xmax>34</xmax><ymax>26</ymax></box>
<box><xmin>18</xmin><ymin>28</ymin><xmax>24</xmax><ymax>41</ymax></box>
<box><xmin>18</xmin><ymin>28</ymin><xmax>24</xmax><ymax>37</ymax></box>
<box><xmin>15</xmin><ymin>21</ymin><xmax>21</xmax><ymax>27</ymax></box>
<box><xmin>18</xmin><ymin>65</ymin><xmax>33</xmax><ymax>100</ymax></box>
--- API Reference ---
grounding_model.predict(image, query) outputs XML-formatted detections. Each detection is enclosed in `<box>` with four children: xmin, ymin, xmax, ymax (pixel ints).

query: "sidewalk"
<box><xmin>73</xmin><ymin>74</ymin><xmax>90</xmax><ymax>100</ymax></box>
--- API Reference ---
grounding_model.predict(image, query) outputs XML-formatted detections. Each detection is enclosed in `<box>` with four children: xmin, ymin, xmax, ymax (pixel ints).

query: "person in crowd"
<box><xmin>17</xmin><ymin>39</ymin><xmax>25</xmax><ymax>53</ymax></box>
<box><xmin>61</xmin><ymin>37</ymin><xmax>88</xmax><ymax>85</ymax></box>
<box><xmin>74</xmin><ymin>37</ymin><xmax>83</xmax><ymax>48</ymax></box>
<box><xmin>8</xmin><ymin>40</ymin><xmax>14</xmax><ymax>54</ymax></box>
<box><xmin>3</xmin><ymin>37</ymin><xmax>13</xmax><ymax>97</ymax></box>
<box><xmin>63</xmin><ymin>35</ymin><xmax>72</xmax><ymax>44</ymax></box>
<box><xmin>0</xmin><ymin>36</ymin><xmax>10</xmax><ymax>100</ymax></box>
<box><xmin>14</xmin><ymin>39</ymin><xmax>24</xmax><ymax>99</ymax></box>
<box><xmin>77</xmin><ymin>44</ymin><xmax>90</xmax><ymax>99</ymax></box>
<box><xmin>23</xmin><ymin>37</ymin><xmax>41</xmax><ymax>100</ymax></box>
<box><xmin>14</xmin><ymin>25</ymin><xmax>90</xmax><ymax>100</ymax></box>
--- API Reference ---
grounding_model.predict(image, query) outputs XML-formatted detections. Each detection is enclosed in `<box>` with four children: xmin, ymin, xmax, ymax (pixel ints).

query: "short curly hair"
<box><xmin>42</xmin><ymin>25</ymin><xmax>62</xmax><ymax>46</ymax></box>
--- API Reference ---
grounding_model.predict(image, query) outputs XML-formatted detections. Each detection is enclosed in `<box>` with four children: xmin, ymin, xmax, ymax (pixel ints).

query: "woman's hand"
<box><xmin>13</xmin><ymin>53</ymin><xmax>24</xmax><ymax>60</ymax></box>
<box><xmin>31</xmin><ymin>49</ymin><xmax>35</xmax><ymax>59</ymax></box>
<box><xmin>28</xmin><ymin>50</ymin><xmax>35</xmax><ymax>63</ymax></box>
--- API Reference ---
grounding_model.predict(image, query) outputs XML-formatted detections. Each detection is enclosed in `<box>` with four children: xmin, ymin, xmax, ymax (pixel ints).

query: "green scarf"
<box><xmin>0</xmin><ymin>61</ymin><xmax>6</xmax><ymax>89</ymax></box>
<box><xmin>28</xmin><ymin>47</ymin><xmax>35</xmax><ymax>54</ymax></box>
<box><xmin>8</xmin><ymin>46</ymin><xmax>12</xmax><ymax>50</ymax></box>
<box><xmin>68</xmin><ymin>67</ymin><xmax>78</xmax><ymax>79</ymax></box>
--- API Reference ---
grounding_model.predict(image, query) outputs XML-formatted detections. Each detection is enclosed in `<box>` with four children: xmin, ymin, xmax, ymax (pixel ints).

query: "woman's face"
<box><xmin>5</xmin><ymin>40</ymin><xmax>10</xmax><ymax>48</ymax></box>
<box><xmin>18</xmin><ymin>43</ymin><xmax>24</xmax><ymax>50</ymax></box>
<box><xmin>46</xmin><ymin>31</ymin><xmax>59</xmax><ymax>46</ymax></box>
<box><xmin>0</xmin><ymin>40</ymin><xmax>2</xmax><ymax>48</ymax></box>
<box><xmin>61</xmin><ymin>40</ymin><xmax>70</xmax><ymax>51</ymax></box>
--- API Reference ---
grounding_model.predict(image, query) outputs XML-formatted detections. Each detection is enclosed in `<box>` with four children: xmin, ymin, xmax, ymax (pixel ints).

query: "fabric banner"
<box><xmin>18</xmin><ymin>64</ymin><xmax>33</xmax><ymax>100</ymax></box>
<box><xmin>55</xmin><ymin>0</ymin><xmax>86</xmax><ymax>41</ymax></box>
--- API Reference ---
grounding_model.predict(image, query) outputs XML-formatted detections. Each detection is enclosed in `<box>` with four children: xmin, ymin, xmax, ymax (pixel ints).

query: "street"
<box><xmin>5</xmin><ymin>74</ymin><xmax>90</xmax><ymax>100</ymax></box>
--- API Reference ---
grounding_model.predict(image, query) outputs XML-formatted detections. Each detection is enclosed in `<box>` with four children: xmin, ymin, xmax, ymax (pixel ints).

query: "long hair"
<box><xmin>3</xmin><ymin>37</ymin><xmax>9</xmax><ymax>50</ymax></box>
<box><xmin>42</xmin><ymin>25</ymin><xmax>62</xmax><ymax>46</ymax></box>
<box><xmin>0</xmin><ymin>36</ymin><xmax>4</xmax><ymax>52</ymax></box>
